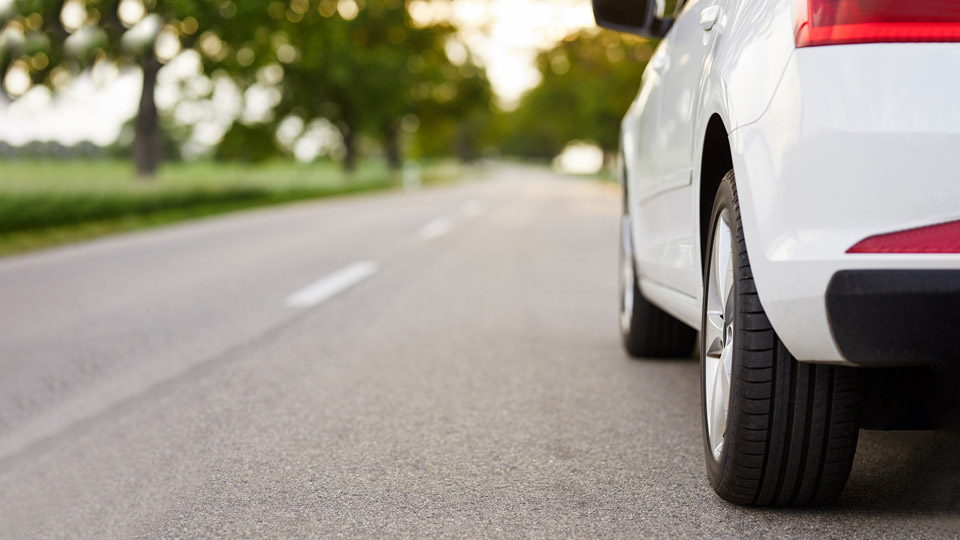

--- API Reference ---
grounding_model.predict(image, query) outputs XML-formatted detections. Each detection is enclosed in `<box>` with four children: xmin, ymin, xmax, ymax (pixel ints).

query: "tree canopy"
<box><xmin>502</xmin><ymin>28</ymin><xmax>654</xmax><ymax>162</ymax></box>
<box><xmin>210</xmin><ymin>0</ymin><xmax>491</xmax><ymax>170</ymax></box>
<box><xmin>0</xmin><ymin>0</ymin><xmax>493</xmax><ymax>175</ymax></box>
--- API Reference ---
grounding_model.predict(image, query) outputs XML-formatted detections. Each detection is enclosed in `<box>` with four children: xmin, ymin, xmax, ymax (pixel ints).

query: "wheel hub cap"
<box><xmin>704</xmin><ymin>211</ymin><xmax>734</xmax><ymax>461</ymax></box>
<box><xmin>620</xmin><ymin>215</ymin><xmax>635</xmax><ymax>334</ymax></box>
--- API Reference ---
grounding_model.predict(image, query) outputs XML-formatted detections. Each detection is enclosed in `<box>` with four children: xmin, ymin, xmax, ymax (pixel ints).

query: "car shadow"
<box><xmin>851</xmin><ymin>430</ymin><xmax>960</xmax><ymax>510</ymax></box>
<box><xmin>633</xmin><ymin>343</ymin><xmax>960</xmax><ymax>522</ymax></box>
<box><xmin>814</xmin><ymin>429</ymin><xmax>960</xmax><ymax>519</ymax></box>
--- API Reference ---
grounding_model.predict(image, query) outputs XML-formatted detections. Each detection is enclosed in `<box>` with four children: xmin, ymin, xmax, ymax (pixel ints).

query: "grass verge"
<box><xmin>0</xmin><ymin>159</ymin><xmax>462</xmax><ymax>257</ymax></box>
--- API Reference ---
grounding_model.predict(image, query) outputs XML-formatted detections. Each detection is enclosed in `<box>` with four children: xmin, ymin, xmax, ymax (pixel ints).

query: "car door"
<box><xmin>623</xmin><ymin>43</ymin><xmax>670</xmax><ymax>286</ymax></box>
<box><xmin>650</xmin><ymin>0</ymin><xmax>727</xmax><ymax>296</ymax></box>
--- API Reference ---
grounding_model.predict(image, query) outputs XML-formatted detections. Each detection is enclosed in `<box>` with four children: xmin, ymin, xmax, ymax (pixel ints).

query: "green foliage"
<box><xmin>0</xmin><ymin>179</ymin><xmax>392</xmax><ymax>255</ymax></box>
<box><xmin>1</xmin><ymin>0</ymin><xmax>495</xmax><ymax>170</ymax></box>
<box><xmin>412</xmin><ymin>61</ymin><xmax>495</xmax><ymax>162</ymax></box>
<box><xmin>2</xmin><ymin>0</ymin><xmax>224</xmax><ymax>86</ymax></box>
<box><xmin>1</xmin><ymin>0</ymin><xmax>67</xmax><ymax>96</ymax></box>
<box><xmin>502</xmin><ymin>29</ymin><xmax>655</xmax><ymax>160</ymax></box>
<box><xmin>0</xmin><ymin>158</ymin><xmax>464</xmax><ymax>254</ymax></box>
<box><xmin>1</xmin><ymin>0</ymin><xmax>237</xmax><ymax>176</ymax></box>
<box><xmin>209</xmin><ymin>0</ymin><xmax>494</xmax><ymax>168</ymax></box>
<box><xmin>0</xmin><ymin>188</ymin><xmax>262</xmax><ymax>232</ymax></box>
<box><xmin>215</xmin><ymin>123</ymin><xmax>282</xmax><ymax>163</ymax></box>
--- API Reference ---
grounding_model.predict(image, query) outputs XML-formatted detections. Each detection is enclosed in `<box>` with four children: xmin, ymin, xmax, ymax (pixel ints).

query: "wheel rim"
<box><xmin>620</xmin><ymin>214</ymin><xmax>635</xmax><ymax>334</ymax></box>
<box><xmin>704</xmin><ymin>210</ymin><xmax>735</xmax><ymax>461</ymax></box>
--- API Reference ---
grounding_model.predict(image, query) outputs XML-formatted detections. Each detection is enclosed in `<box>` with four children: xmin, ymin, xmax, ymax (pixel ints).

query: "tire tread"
<box><xmin>706</xmin><ymin>171</ymin><xmax>861</xmax><ymax>507</ymax></box>
<box><xmin>623</xmin><ymin>278</ymin><xmax>698</xmax><ymax>359</ymax></box>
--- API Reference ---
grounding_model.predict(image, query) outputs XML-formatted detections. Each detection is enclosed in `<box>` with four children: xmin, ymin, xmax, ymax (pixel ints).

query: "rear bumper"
<box><xmin>729</xmin><ymin>43</ymin><xmax>960</xmax><ymax>365</ymax></box>
<box><xmin>826</xmin><ymin>270</ymin><xmax>960</xmax><ymax>367</ymax></box>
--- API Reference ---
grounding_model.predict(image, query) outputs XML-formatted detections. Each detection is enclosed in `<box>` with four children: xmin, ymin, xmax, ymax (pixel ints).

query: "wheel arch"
<box><xmin>698</xmin><ymin>114</ymin><xmax>734</xmax><ymax>274</ymax></box>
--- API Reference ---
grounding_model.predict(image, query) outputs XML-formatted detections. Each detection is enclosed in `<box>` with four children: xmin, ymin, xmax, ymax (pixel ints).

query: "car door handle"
<box><xmin>650</xmin><ymin>54</ymin><xmax>668</xmax><ymax>73</ymax></box>
<box><xmin>699</xmin><ymin>5</ymin><xmax>721</xmax><ymax>31</ymax></box>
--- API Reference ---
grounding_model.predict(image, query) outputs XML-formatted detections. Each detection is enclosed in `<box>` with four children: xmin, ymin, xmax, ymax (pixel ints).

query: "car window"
<box><xmin>658</xmin><ymin>0</ymin><xmax>683</xmax><ymax>18</ymax></box>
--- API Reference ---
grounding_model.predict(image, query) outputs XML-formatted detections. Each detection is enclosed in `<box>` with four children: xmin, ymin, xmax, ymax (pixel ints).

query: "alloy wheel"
<box><xmin>620</xmin><ymin>215</ymin><xmax>635</xmax><ymax>334</ymax></box>
<box><xmin>704</xmin><ymin>210</ymin><xmax>735</xmax><ymax>461</ymax></box>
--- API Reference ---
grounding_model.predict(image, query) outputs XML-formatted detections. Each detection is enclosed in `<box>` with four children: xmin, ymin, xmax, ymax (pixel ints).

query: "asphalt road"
<box><xmin>1</xmin><ymin>165</ymin><xmax>958</xmax><ymax>539</ymax></box>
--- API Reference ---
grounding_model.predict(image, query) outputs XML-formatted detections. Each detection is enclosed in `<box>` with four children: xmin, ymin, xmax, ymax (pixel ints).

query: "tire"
<box><xmin>701</xmin><ymin>171</ymin><xmax>861</xmax><ymax>507</ymax></box>
<box><xmin>620</xmin><ymin>204</ymin><xmax>697</xmax><ymax>359</ymax></box>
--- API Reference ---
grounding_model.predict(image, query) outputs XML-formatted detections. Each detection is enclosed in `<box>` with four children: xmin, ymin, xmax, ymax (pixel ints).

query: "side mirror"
<box><xmin>592</xmin><ymin>0</ymin><xmax>671</xmax><ymax>39</ymax></box>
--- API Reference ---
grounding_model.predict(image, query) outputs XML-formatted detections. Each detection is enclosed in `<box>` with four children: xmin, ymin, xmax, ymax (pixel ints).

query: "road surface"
<box><xmin>1</xmin><ymin>165</ymin><xmax>958</xmax><ymax>539</ymax></box>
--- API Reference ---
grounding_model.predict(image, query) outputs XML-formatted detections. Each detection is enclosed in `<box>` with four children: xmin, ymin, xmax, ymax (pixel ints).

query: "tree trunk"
<box><xmin>602</xmin><ymin>147</ymin><xmax>617</xmax><ymax>174</ymax></box>
<box><xmin>342</xmin><ymin>125</ymin><xmax>357</xmax><ymax>173</ymax></box>
<box><xmin>0</xmin><ymin>59</ymin><xmax>12</xmax><ymax>103</ymax></box>
<box><xmin>455</xmin><ymin>118</ymin><xmax>479</xmax><ymax>163</ymax></box>
<box><xmin>133</xmin><ymin>51</ymin><xmax>162</xmax><ymax>179</ymax></box>
<box><xmin>382</xmin><ymin>122</ymin><xmax>402</xmax><ymax>170</ymax></box>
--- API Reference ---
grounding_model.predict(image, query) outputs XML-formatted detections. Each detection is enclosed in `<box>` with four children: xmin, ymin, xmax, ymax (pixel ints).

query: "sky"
<box><xmin>0</xmin><ymin>0</ymin><xmax>596</xmax><ymax>149</ymax></box>
<box><xmin>410</xmin><ymin>0</ymin><xmax>594</xmax><ymax>104</ymax></box>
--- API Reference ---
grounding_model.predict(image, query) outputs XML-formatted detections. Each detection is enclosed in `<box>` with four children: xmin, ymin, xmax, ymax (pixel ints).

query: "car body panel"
<box><xmin>731</xmin><ymin>44</ymin><xmax>960</xmax><ymax>363</ymax></box>
<box><xmin>622</xmin><ymin>0</ymin><xmax>960</xmax><ymax>365</ymax></box>
<box><xmin>624</xmin><ymin>0</ymin><xmax>795</xmax><ymax>326</ymax></box>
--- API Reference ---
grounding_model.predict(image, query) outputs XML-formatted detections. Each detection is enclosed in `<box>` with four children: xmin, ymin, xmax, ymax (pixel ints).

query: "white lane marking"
<box><xmin>419</xmin><ymin>217</ymin><xmax>455</xmax><ymax>240</ymax></box>
<box><xmin>461</xmin><ymin>200</ymin><xmax>486</xmax><ymax>218</ymax></box>
<box><xmin>285</xmin><ymin>261</ymin><xmax>379</xmax><ymax>308</ymax></box>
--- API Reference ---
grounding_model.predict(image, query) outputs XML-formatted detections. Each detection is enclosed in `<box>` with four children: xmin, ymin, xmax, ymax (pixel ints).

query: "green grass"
<box><xmin>0</xmin><ymin>159</ymin><xmax>463</xmax><ymax>256</ymax></box>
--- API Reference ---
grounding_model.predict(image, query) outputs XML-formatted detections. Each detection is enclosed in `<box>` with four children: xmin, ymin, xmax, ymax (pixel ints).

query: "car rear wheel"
<box><xmin>701</xmin><ymin>171</ymin><xmax>861</xmax><ymax>506</ymax></box>
<box><xmin>620</xmin><ymin>204</ymin><xmax>697</xmax><ymax>359</ymax></box>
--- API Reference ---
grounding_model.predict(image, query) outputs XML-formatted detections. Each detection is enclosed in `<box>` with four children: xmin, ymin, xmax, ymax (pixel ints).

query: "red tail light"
<box><xmin>795</xmin><ymin>0</ymin><xmax>960</xmax><ymax>47</ymax></box>
<box><xmin>847</xmin><ymin>219</ymin><xmax>960</xmax><ymax>254</ymax></box>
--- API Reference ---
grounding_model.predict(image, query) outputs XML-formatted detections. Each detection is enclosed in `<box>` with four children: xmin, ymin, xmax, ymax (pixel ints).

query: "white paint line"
<box><xmin>461</xmin><ymin>200</ymin><xmax>486</xmax><ymax>218</ymax></box>
<box><xmin>285</xmin><ymin>261</ymin><xmax>379</xmax><ymax>308</ymax></box>
<box><xmin>419</xmin><ymin>217</ymin><xmax>455</xmax><ymax>240</ymax></box>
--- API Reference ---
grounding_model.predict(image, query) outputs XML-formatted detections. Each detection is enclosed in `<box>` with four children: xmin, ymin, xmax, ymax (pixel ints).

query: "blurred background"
<box><xmin>0</xmin><ymin>0</ymin><xmax>654</xmax><ymax>255</ymax></box>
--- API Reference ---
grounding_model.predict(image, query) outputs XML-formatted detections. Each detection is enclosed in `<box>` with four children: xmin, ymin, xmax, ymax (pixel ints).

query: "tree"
<box><xmin>211</xmin><ymin>0</ymin><xmax>491</xmax><ymax>171</ymax></box>
<box><xmin>409</xmin><ymin>52</ymin><xmax>494</xmax><ymax>163</ymax></box>
<box><xmin>2</xmin><ymin>0</ymin><xmax>492</xmax><ymax>173</ymax></box>
<box><xmin>215</xmin><ymin>122</ymin><xmax>281</xmax><ymax>163</ymax></box>
<box><xmin>2</xmin><ymin>0</ymin><xmax>227</xmax><ymax>177</ymax></box>
<box><xmin>503</xmin><ymin>29</ymin><xmax>654</xmax><ymax>162</ymax></box>
<box><xmin>0</xmin><ymin>1</ymin><xmax>70</xmax><ymax>101</ymax></box>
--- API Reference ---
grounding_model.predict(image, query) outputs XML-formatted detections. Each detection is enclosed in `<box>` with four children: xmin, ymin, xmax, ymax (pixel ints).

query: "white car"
<box><xmin>594</xmin><ymin>0</ymin><xmax>960</xmax><ymax>506</ymax></box>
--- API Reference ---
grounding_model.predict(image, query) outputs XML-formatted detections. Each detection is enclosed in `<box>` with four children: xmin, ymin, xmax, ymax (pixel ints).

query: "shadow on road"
<box><xmin>837</xmin><ymin>430</ymin><xmax>960</xmax><ymax>517</ymax></box>
<box><xmin>834</xmin><ymin>366</ymin><xmax>960</xmax><ymax>521</ymax></box>
<box><xmin>665</xmin><ymin>350</ymin><xmax>960</xmax><ymax>523</ymax></box>
<box><xmin>728</xmin><ymin>431</ymin><xmax>960</xmax><ymax>538</ymax></box>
